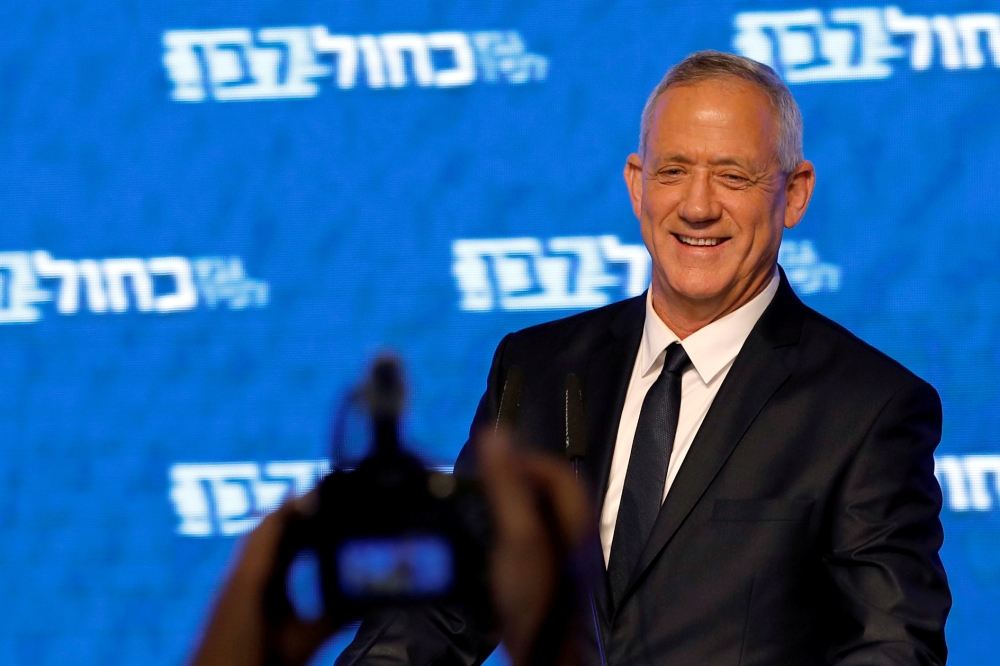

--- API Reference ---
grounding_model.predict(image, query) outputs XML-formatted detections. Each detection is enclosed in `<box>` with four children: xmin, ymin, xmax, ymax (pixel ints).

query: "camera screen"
<box><xmin>337</xmin><ymin>535</ymin><xmax>454</xmax><ymax>599</ymax></box>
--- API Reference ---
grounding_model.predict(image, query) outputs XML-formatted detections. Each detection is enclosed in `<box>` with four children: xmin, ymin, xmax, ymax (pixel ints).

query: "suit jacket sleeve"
<box><xmin>334</xmin><ymin>336</ymin><xmax>511</xmax><ymax>666</ymax></box>
<box><xmin>825</xmin><ymin>379</ymin><xmax>951</xmax><ymax>665</ymax></box>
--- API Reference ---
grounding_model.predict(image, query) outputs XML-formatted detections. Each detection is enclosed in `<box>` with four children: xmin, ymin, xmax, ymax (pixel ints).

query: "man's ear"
<box><xmin>624</xmin><ymin>153</ymin><xmax>644</xmax><ymax>219</ymax></box>
<box><xmin>783</xmin><ymin>160</ymin><xmax>815</xmax><ymax>230</ymax></box>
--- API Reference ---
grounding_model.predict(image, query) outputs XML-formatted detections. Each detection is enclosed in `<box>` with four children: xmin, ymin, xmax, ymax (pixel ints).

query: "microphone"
<box><xmin>564</xmin><ymin>373</ymin><xmax>587</xmax><ymax>477</ymax></box>
<box><xmin>564</xmin><ymin>372</ymin><xmax>608</xmax><ymax>666</ymax></box>
<box><xmin>495</xmin><ymin>365</ymin><xmax>523</xmax><ymax>434</ymax></box>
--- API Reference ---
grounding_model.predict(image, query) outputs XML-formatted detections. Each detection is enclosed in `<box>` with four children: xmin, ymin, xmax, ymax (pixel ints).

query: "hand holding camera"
<box><xmin>188</xmin><ymin>356</ymin><xmax>594</xmax><ymax>666</ymax></box>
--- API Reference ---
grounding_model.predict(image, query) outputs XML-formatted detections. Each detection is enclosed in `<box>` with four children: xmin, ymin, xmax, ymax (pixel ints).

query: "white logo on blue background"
<box><xmin>452</xmin><ymin>235</ymin><xmax>651</xmax><ymax>312</ymax></box>
<box><xmin>451</xmin><ymin>236</ymin><xmax>840</xmax><ymax>313</ymax></box>
<box><xmin>169</xmin><ymin>460</ymin><xmax>453</xmax><ymax>536</ymax></box>
<box><xmin>936</xmin><ymin>455</ymin><xmax>1000</xmax><ymax>512</ymax></box>
<box><xmin>734</xmin><ymin>7</ymin><xmax>1000</xmax><ymax>83</ymax></box>
<box><xmin>163</xmin><ymin>28</ymin><xmax>548</xmax><ymax>102</ymax></box>
<box><xmin>0</xmin><ymin>251</ymin><xmax>268</xmax><ymax>324</ymax></box>
<box><xmin>168</xmin><ymin>453</ymin><xmax>996</xmax><ymax>537</ymax></box>
<box><xmin>777</xmin><ymin>240</ymin><xmax>841</xmax><ymax>295</ymax></box>
<box><xmin>170</xmin><ymin>460</ymin><xmax>330</xmax><ymax>536</ymax></box>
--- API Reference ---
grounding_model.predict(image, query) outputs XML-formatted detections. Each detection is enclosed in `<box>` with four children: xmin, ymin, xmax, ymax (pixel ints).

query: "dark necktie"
<box><xmin>607</xmin><ymin>342</ymin><xmax>691</xmax><ymax>609</ymax></box>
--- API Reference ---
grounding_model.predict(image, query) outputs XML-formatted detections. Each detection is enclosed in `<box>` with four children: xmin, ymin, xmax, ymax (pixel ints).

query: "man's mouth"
<box><xmin>674</xmin><ymin>233</ymin><xmax>727</xmax><ymax>247</ymax></box>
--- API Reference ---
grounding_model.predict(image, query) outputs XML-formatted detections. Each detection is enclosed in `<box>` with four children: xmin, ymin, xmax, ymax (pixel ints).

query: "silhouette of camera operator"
<box><xmin>189</xmin><ymin>431</ymin><xmax>593</xmax><ymax>666</ymax></box>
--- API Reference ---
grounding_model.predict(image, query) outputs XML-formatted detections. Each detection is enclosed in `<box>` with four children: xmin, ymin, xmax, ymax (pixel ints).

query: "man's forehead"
<box><xmin>646</xmin><ymin>77</ymin><xmax>778</xmax><ymax>161</ymax></box>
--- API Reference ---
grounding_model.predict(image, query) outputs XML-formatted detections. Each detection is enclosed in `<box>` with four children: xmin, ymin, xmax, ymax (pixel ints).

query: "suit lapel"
<box><xmin>581</xmin><ymin>294</ymin><xmax>645</xmax><ymax>507</ymax></box>
<box><xmin>578</xmin><ymin>294</ymin><xmax>644</xmax><ymax>620</ymax></box>
<box><xmin>619</xmin><ymin>274</ymin><xmax>805</xmax><ymax>607</ymax></box>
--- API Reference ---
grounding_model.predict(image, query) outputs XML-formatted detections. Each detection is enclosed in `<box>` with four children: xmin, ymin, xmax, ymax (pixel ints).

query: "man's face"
<box><xmin>624</xmin><ymin>77</ymin><xmax>814</xmax><ymax>319</ymax></box>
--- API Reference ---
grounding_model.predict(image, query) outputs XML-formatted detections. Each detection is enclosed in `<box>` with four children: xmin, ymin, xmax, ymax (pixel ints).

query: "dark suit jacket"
<box><xmin>339</xmin><ymin>271</ymin><xmax>950</xmax><ymax>665</ymax></box>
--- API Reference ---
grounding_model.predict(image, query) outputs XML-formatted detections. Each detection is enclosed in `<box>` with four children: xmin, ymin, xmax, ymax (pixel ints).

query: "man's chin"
<box><xmin>658</xmin><ymin>274</ymin><xmax>735</xmax><ymax>307</ymax></box>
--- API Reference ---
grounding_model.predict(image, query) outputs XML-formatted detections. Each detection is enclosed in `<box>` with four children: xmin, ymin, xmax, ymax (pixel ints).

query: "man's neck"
<box><xmin>650</xmin><ymin>272</ymin><xmax>774</xmax><ymax>340</ymax></box>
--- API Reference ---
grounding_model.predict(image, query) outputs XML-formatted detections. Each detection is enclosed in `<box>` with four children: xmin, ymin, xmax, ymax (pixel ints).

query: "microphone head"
<box><xmin>565</xmin><ymin>373</ymin><xmax>587</xmax><ymax>461</ymax></box>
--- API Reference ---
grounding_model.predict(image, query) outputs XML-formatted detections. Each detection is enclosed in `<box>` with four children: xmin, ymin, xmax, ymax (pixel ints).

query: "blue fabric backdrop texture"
<box><xmin>0</xmin><ymin>1</ymin><xmax>997</xmax><ymax>664</ymax></box>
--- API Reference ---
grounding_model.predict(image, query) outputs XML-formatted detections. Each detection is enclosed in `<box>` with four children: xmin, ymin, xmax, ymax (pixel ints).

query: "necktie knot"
<box><xmin>663</xmin><ymin>342</ymin><xmax>691</xmax><ymax>376</ymax></box>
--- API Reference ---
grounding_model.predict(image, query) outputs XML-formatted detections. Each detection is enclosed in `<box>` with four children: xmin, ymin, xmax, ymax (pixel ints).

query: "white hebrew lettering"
<box><xmin>884</xmin><ymin>6</ymin><xmax>934</xmax><ymax>70</ymax></box>
<box><xmin>452</xmin><ymin>239</ymin><xmax>498</xmax><ymax>311</ymax></box>
<box><xmin>544</xmin><ymin>237</ymin><xmax>619</xmax><ymax>310</ymax></box>
<box><xmin>454</xmin><ymin>236</ymin><xmax>835</xmax><ymax>312</ymax></box>
<box><xmin>163</xmin><ymin>31</ymin><xmax>210</xmax><ymax>102</ymax></box>
<box><xmin>165</xmin><ymin>27</ymin><xmax>545</xmax><ymax>100</ymax></box>
<box><xmin>32</xmin><ymin>251</ymin><xmax>80</xmax><ymax>314</ymax></box>
<box><xmin>453</xmin><ymin>237</ymin><xmax>540</xmax><ymax>311</ymax></box>
<box><xmin>193</xmin><ymin>257</ymin><xmax>270</xmax><ymax>309</ymax></box>
<box><xmin>258</xmin><ymin>461</ymin><xmax>331</xmax><ymax>514</ymax></box>
<box><xmin>169</xmin><ymin>461</ymin><xmax>331</xmax><ymax>536</ymax></box>
<box><xmin>311</xmin><ymin>28</ymin><xmax>359</xmax><ymax>88</ymax></box>
<box><xmin>379</xmin><ymin>33</ymin><xmax>435</xmax><ymax>87</ymax></box>
<box><xmin>936</xmin><ymin>455</ymin><xmax>1000</xmax><ymax>512</ymax></box>
<box><xmin>732</xmin><ymin>10</ymin><xmax>814</xmax><ymax>70</ymax></box>
<box><xmin>170</xmin><ymin>464</ymin><xmax>221</xmax><ymax>536</ymax></box>
<box><xmin>452</xmin><ymin>235</ymin><xmax>649</xmax><ymax>312</ymax></box>
<box><xmin>204</xmin><ymin>463</ymin><xmax>259</xmax><ymax>536</ymax></box>
<box><xmin>251</xmin><ymin>471</ymin><xmax>296</xmax><ymax>518</ymax></box>
<box><xmin>102</xmin><ymin>258</ymin><xmax>155</xmax><ymax>312</ymax></box>
<box><xmin>736</xmin><ymin>7</ymin><xmax>1000</xmax><ymax>81</ymax></box>
<box><xmin>265</xmin><ymin>460</ymin><xmax>330</xmax><ymax>495</ymax></box>
<box><xmin>955</xmin><ymin>14</ymin><xmax>1000</xmax><ymax>69</ymax></box>
<box><xmin>356</xmin><ymin>35</ymin><xmax>388</xmax><ymax>88</ymax></box>
<box><xmin>33</xmin><ymin>251</ymin><xmax>122</xmax><ymax>315</ymax></box>
<box><xmin>255</xmin><ymin>27</ymin><xmax>330</xmax><ymax>98</ymax></box>
<box><xmin>935</xmin><ymin>456</ymin><xmax>970</xmax><ymax>511</ymax></box>
<box><xmin>0</xmin><ymin>252</ymin><xmax>49</xmax><ymax>324</ymax></box>
<box><xmin>778</xmin><ymin>240</ymin><xmax>841</xmax><ymax>294</ymax></box>
<box><xmin>599</xmin><ymin>235</ymin><xmax>652</xmax><ymax>297</ymax></box>
<box><xmin>78</xmin><ymin>260</ymin><xmax>108</xmax><ymax>313</ymax></box>
<box><xmin>0</xmin><ymin>252</ymin><xmax>268</xmax><ymax>324</ymax></box>
<box><xmin>163</xmin><ymin>29</ymin><xmax>253</xmax><ymax>102</ymax></box>
<box><xmin>147</xmin><ymin>256</ymin><xmax>198</xmax><ymax>313</ymax></box>
<box><xmin>162</xmin><ymin>28</ymin><xmax>328</xmax><ymax>102</ymax></box>
<box><xmin>962</xmin><ymin>455</ymin><xmax>1000</xmax><ymax>511</ymax></box>
<box><xmin>427</xmin><ymin>32</ymin><xmax>477</xmax><ymax>87</ymax></box>
<box><xmin>170</xmin><ymin>463</ymin><xmax>265</xmax><ymax>536</ymax></box>
<box><xmin>828</xmin><ymin>8</ymin><xmax>906</xmax><ymax>78</ymax></box>
<box><xmin>733</xmin><ymin>9</ymin><xmax>902</xmax><ymax>83</ymax></box>
<box><xmin>930</xmin><ymin>16</ymin><xmax>964</xmax><ymax>70</ymax></box>
<box><xmin>471</xmin><ymin>31</ymin><xmax>548</xmax><ymax>84</ymax></box>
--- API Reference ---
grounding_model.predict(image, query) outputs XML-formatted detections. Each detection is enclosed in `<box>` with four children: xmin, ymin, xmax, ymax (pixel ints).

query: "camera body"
<box><xmin>278</xmin><ymin>356</ymin><xmax>491</xmax><ymax>620</ymax></box>
<box><xmin>311</xmin><ymin>445</ymin><xmax>491</xmax><ymax>616</ymax></box>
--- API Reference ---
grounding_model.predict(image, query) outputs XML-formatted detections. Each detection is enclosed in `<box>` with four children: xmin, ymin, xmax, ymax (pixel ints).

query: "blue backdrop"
<box><xmin>1</xmin><ymin>1</ymin><xmax>998</xmax><ymax>664</ymax></box>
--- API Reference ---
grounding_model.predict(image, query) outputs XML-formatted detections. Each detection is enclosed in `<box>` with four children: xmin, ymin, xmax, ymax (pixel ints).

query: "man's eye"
<box><xmin>721</xmin><ymin>173</ymin><xmax>749</xmax><ymax>184</ymax></box>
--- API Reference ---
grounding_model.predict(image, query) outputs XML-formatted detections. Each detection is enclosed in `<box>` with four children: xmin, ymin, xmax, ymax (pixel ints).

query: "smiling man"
<box><xmin>340</xmin><ymin>51</ymin><xmax>950</xmax><ymax>666</ymax></box>
<box><xmin>625</xmin><ymin>67</ymin><xmax>814</xmax><ymax>340</ymax></box>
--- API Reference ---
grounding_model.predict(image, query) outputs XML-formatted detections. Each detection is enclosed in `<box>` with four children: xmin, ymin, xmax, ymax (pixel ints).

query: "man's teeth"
<box><xmin>677</xmin><ymin>235</ymin><xmax>721</xmax><ymax>247</ymax></box>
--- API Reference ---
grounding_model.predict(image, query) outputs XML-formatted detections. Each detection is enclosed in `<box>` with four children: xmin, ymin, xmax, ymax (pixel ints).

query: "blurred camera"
<box><xmin>273</xmin><ymin>354</ymin><xmax>491</xmax><ymax>619</ymax></box>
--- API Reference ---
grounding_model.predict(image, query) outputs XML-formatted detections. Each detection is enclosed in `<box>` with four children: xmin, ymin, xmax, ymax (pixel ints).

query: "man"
<box><xmin>341</xmin><ymin>50</ymin><xmax>950</xmax><ymax>665</ymax></box>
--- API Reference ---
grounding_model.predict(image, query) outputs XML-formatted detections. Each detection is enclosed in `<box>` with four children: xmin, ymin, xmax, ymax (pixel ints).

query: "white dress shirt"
<box><xmin>599</xmin><ymin>270</ymin><xmax>780</xmax><ymax>565</ymax></box>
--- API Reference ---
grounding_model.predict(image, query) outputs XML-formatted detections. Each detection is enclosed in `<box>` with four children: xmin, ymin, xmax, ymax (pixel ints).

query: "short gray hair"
<box><xmin>638</xmin><ymin>50</ymin><xmax>804</xmax><ymax>172</ymax></box>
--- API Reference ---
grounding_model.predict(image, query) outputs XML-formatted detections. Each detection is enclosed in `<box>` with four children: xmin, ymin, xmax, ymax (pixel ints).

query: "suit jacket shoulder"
<box><xmin>499</xmin><ymin>294</ymin><xmax>644</xmax><ymax>363</ymax></box>
<box><xmin>792</xmin><ymin>301</ymin><xmax>941</xmax><ymax>428</ymax></box>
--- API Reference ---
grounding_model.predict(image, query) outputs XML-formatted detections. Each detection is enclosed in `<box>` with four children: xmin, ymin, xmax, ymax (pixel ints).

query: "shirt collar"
<box><xmin>640</xmin><ymin>268</ymin><xmax>780</xmax><ymax>384</ymax></box>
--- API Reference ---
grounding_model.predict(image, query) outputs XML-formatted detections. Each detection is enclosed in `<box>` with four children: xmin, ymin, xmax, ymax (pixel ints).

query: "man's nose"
<box><xmin>677</xmin><ymin>170</ymin><xmax>722</xmax><ymax>224</ymax></box>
